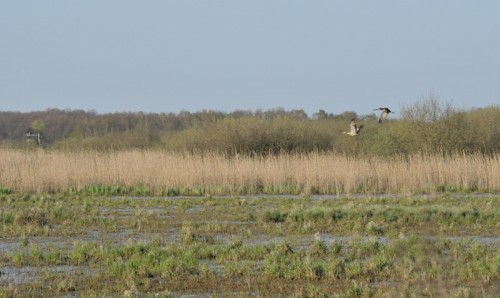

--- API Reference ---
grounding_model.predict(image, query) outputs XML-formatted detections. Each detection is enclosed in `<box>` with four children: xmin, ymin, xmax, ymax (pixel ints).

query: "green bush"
<box><xmin>3</xmin><ymin>98</ymin><xmax>499</xmax><ymax>156</ymax></box>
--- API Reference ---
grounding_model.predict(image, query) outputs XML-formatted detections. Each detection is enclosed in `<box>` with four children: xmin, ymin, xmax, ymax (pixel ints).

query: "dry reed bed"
<box><xmin>0</xmin><ymin>149</ymin><xmax>499</xmax><ymax>194</ymax></box>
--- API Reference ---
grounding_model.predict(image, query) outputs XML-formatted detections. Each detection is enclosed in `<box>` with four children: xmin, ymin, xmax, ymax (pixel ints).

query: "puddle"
<box><xmin>0</xmin><ymin>236</ymin><xmax>74</xmax><ymax>255</ymax></box>
<box><xmin>111</xmin><ymin>192</ymin><xmax>500</xmax><ymax>200</ymax></box>
<box><xmin>0</xmin><ymin>240</ymin><xmax>21</xmax><ymax>253</ymax></box>
<box><xmin>96</xmin><ymin>207</ymin><xmax>172</xmax><ymax>221</ymax></box>
<box><xmin>238</xmin><ymin>233</ymin><xmax>387</xmax><ymax>250</ymax></box>
<box><xmin>0</xmin><ymin>265</ymin><xmax>96</xmax><ymax>286</ymax></box>
<box><xmin>200</xmin><ymin>260</ymin><xmax>225</xmax><ymax>275</ymax></box>
<box><xmin>87</xmin><ymin>229</ymin><xmax>181</xmax><ymax>246</ymax></box>
<box><xmin>185</xmin><ymin>205</ymin><xmax>204</xmax><ymax>214</ymax></box>
<box><xmin>435</xmin><ymin>236</ymin><xmax>500</xmax><ymax>246</ymax></box>
<box><xmin>98</xmin><ymin>207</ymin><xmax>170</xmax><ymax>216</ymax></box>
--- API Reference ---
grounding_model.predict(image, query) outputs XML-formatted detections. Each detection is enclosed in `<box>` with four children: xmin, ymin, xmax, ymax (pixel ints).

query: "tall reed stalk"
<box><xmin>0</xmin><ymin>149</ymin><xmax>498</xmax><ymax>195</ymax></box>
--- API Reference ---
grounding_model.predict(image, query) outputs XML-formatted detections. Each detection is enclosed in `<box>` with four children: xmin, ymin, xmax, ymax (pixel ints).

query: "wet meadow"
<box><xmin>0</xmin><ymin>150</ymin><xmax>499</xmax><ymax>297</ymax></box>
<box><xmin>1</xmin><ymin>194</ymin><xmax>499</xmax><ymax>296</ymax></box>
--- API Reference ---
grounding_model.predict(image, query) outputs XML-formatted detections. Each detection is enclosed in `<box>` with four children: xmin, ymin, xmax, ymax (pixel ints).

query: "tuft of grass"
<box><xmin>14</xmin><ymin>207</ymin><xmax>48</xmax><ymax>226</ymax></box>
<box><xmin>263</xmin><ymin>210</ymin><xmax>288</xmax><ymax>223</ymax></box>
<box><xmin>0</xmin><ymin>211</ymin><xmax>14</xmax><ymax>224</ymax></box>
<box><xmin>0</xmin><ymin>187</ymin><xmax>12</xmax><ymax>194</ymax></box>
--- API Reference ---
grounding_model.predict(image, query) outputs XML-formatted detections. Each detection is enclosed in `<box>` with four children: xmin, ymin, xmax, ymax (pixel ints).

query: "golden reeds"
<box><xmin>0</xmin><ymin>149</ymin><xmax>499</xmax><ymax>195</ymax></box>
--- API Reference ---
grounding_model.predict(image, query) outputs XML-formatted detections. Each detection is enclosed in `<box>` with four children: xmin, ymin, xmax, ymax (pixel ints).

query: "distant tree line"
<box><xmin>1</xmin><ymin>98</ymin><xmax>499</xmax><ymax>156</ymax></box>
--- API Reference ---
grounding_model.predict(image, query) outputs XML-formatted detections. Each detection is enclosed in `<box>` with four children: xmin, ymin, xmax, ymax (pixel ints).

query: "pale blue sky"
<box><xmin>1</xmin><ymin>1</ymin><xmax>499</xmax><ymax>117</ymax></box>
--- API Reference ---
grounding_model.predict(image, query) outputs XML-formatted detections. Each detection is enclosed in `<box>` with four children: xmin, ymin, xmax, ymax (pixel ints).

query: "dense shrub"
<box><xmin>165</xmin><ymin>116</ymin><xmax>332</xmax><ymax>155</ymax></box>
<box><xmin>1</xmin><ymin>98</ymin><xmax>499</xmax><ymax>156</ymax></box>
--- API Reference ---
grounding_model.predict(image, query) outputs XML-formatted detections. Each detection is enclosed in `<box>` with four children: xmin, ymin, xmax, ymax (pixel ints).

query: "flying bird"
<box><xmin>343</xmin><ymin>118</ymin><xmax>363</xmax><ymax>136</ymax></box>
<box><xmin>374</xmin><ymin>107</ymin><xmax>393</xmax><ymax>123</ymax></box>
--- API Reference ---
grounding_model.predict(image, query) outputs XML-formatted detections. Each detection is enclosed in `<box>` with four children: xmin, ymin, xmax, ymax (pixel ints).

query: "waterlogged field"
<box><xmin>0</xmin><ymin>193</ymin><xmax>499</xmax><ymax>297</ymax></box>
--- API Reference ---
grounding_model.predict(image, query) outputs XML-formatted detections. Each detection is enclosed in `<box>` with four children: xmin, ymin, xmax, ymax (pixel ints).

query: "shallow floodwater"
<box><xmin>113</xmin><ymin>192</ymin><xmax>500</xmax><ymax>201</ymax></box>
<box><xmin>1</xmin><ymin>193</ymin><xmax>498</xmax><ymax>296</ymax></box>
<box><xmin>0</xmin><ymin>265</ymin><xmax>97</xmax><ymax>286</ymax></box>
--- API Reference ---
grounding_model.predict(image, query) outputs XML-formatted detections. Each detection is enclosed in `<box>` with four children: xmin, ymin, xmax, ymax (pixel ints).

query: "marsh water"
<box><xmin>1</xmin><ymin>193</ymin><xmax>499</xmax><ymax>296</ymax></box>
